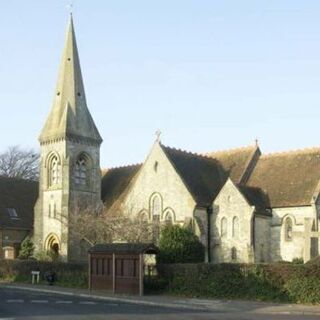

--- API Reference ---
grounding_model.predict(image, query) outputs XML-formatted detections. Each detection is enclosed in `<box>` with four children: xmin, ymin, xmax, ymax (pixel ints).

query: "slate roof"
<box><xmin>0</xmin><ymin>176</ymin><xmax>38</xmax><ymax>230</ymax></box>
<box><xmin>238</xmin><ymin>185</ymin><xmax>271</xmax><ymax>216</ymax></box>
<box><xmin>161</xmin><ymin>145</ymin><xmax>228</xmax><ymax>206</ymax></box>
<box><xmin>205</xmin><ymin>146</ymin><xmax>259</xmax><ymax>184</ymax></box>
<box><xmin>101</xmin><ymin>164</ymin><xmax>142</xmax><ymax>210</ymax></box>
<box><xmin>89</xmin><ymin>243</ymin><xmax>158</xmax><ymax>254</ymax></box>
<box><xmin>100</xmin><ymin>144</ymin><xmax>320</xmax><ymax>212</ymax></box>
<box><xmin>247</xmin><ymin>148</ymin><xmax>320</xmax><ymax>208</ymax></box>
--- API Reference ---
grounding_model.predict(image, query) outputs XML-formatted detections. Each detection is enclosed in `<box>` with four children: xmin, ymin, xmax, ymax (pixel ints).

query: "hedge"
<box><xmin>2</xmin><ymin>259</ymin><xmax>320</xmax><ymax>303</ymax></box>
<box><xmin>0</xmin><ymin>260</ymin><xmax>88</xmax><ymax>288</ymax></box>
<box><xmin>154</xmin><ymin>262</ymin><xmax>320</xmax><ymax>303</ymax></box>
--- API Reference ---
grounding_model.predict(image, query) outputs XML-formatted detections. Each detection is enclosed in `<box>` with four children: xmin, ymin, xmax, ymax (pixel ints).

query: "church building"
<box><xmin>1</xmin><ymin>17</ymin><xmax>319</xmax><ymax>263</ymax></box>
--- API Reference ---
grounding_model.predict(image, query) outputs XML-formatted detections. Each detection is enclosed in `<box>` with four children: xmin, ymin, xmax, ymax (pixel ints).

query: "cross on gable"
<box><xmin>155</xmin><ymin>129</ymin><xmax>161</xmax><ymax>142</ymax></box>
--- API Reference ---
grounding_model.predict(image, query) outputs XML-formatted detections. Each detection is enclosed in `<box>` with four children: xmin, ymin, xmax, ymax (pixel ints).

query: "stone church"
<box><xmin>1</xmin><ymin>17</ymin><xmax>320</xmax><ymax>263</ymax></box>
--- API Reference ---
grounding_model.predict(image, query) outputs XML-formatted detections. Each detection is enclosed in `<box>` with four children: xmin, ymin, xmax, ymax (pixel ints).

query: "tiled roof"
<box><xmin>247</xmin><ymin>148</ymin><xmax>320</xmax><ymax>207</ymax></box>
<box><xmin>0</xmin><ymin>176</ymin><xmax>38</xmax><ymax>229</ymax></box>
<box><xmin>205</xmin><ymin>146</ymin><xmax>260</xmax><ymax>184</ymax></box>
<box><xmin>238</xmin><ymin>185</ymin><xmax>271</xmax><ymax>216</ymax></box>
<box><xmin>161</xmin><ymin>145</ymin><xmax>228</xmax><ymax>206</ymax></box>
<box><xmin>101</xmin><ymin>164</ymin><xmax>142</xmax><ymax>210</ymax></box>
<box><xmin>89</xmin><ymin>243</ymin><xmax>158</xmax><ymax>254</ymax></box>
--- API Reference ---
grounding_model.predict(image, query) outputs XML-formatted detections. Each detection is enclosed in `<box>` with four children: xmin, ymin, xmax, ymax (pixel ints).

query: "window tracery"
<box><xmin>285</xmin><ymin>217</ymin><xmax>293</xmax><ymax>241</ymax></box>
<box><xmin>74</xmin><ymin>155</ymin><xmax>89</xmax><ymax>186</ymax></box>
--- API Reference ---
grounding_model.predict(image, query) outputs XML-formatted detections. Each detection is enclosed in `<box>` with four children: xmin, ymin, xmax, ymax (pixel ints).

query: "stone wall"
<box><xmin>270</xmin><ymin>206</ymin><xmax>315</xmax><ymax>262</ymax></box>
<box><xmin>211</xmin><ymin>179</ymin><xmax>255</xmax><ymax>263</ymax></box>
<box><xmin>121</xmin><ymin>142</ymin><xmax>196</xmax><ymax>224</ymax></box>
<box><xmin>34</xmin><ymin>138</ymin><xmax>102</xmax><ymax>262</ymax></box>
<box><xmin>254</xmin><ymin>215</ymin><xmax>271</xmax><ymax>262</ymax></box>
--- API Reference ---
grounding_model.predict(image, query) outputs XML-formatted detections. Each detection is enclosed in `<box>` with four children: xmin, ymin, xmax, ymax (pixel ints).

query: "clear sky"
<box><xmin>1</xmin><ymin>1</ymin><xmax>320</xmax><ymax>168</ymax></box>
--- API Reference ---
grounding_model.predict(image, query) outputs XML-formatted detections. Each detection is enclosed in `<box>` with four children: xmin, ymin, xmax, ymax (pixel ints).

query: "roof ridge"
<box><xmin>204</xmin><ymin>144</ymin><xmax>257</xmax><ymax>156</ymax></box>
<box><xmin>262</xmin><ymin>146</ymin><xmax>320</xmax><ymax>158</ymax></box>
<box><xmin>162</xmin><ymin>144</ymin><xmax>214</xmax><ymax>160</ymax></box>
<box><xmin>102</xmin><ymin>163</ymin><xmax>142</xmax><ymax>171</ymax></box>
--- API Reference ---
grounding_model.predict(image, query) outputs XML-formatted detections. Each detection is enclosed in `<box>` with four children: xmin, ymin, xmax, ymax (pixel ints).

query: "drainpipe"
<box><xmin>311</xmin><ymin>196</ymin><xmax>319</xmax><ymax>232</ymax></box>
<box><xmin>207</xmin><ymin>206</ymin><xmax>212</xmax><ymax>263</ymax></box>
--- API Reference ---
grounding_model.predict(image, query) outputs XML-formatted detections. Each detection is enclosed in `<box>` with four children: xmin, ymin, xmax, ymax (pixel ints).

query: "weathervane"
<box><xmin>155</xmin><ymin>129</ymin><xmax>162</xmax><ymax>142</ymax></box>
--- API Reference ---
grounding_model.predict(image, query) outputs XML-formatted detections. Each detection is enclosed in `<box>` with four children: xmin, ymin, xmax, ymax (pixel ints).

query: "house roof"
<box><xmin>89</xmin><ymin>243</ymin><xmax>158</xmax><ymax>255</ymax></box>
<box><xmin>205</xmin><ymin>145</ymin><xmax>259</xmax><ymax>184</ymax></box>
<box><xmin>247</xmin><ymin>148</ymin><xmax>320</xmax><ymax>207</ymax></box>
<box><xmin>161</xmin><ymin>145</ymin><xmax>228</xmax><ymax>206</ymax></box>
<box><xmin>0</xmin><ymin>176</ymin><xmax>38</xmax><ymax>230</ymax></box>
<box><xmin>101</xmin><ymin>164</ymin><xmax>142</xmax><ymax>210</ymax></box>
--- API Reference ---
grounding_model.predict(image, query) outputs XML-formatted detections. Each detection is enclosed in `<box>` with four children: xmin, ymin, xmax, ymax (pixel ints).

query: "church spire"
<box><xmin>39</xmin><ymin>16</ymin><xmax>102</xmax><ymax>144</ymax></box>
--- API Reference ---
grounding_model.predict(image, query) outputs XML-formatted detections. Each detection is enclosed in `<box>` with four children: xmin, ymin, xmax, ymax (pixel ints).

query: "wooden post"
<box><xmin>139</xmin><ymin>253</ymin><xmax>143</xmax><ymax>296</ymax></box>
<box><xmin>88</xmin><ymin>253</ymin><xmax>91</xmax><ymax>291</ymax></box>
<box><xmin>112</xmin><ymin>253</ymin><xmax>116</xmax><ymax>295</ymax></box>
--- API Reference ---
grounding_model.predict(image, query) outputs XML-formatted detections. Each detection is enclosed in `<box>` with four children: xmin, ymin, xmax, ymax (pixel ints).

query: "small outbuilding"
<box><xmin>88</xmin><ymin>243</ymin><xmax>158</xmax><ymax>295</ymax></box>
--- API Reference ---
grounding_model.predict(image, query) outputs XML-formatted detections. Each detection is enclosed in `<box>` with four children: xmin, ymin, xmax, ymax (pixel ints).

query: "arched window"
<box><xmin>231</xmin><ymin>247</ymin><xmax>237</xmax><ymax>261</ymax></box>
<box><xmin>164</xmin><ymin>211</ymin><xmax>174</xmax><ymax>224</ymax></box>
<box><xmin>221</xmin><ymin>217</ymin><xmax>227</xmax><ymax>238</ymax></box>
<box><xmin>74</xmin><ymin>154</ymin><xmax>89</xmax><ymax>186</ymax></box>
<box><xmin>151</xmin><ymin>194</ymin><xmax>162</xmax><ymax>219</ymax></box>
<box><xmin>232</xmin><ymin>216</ymin><xmax>239</xmax><ymax>238</ymax></box>
<box><xmin>150</xmin><ymin>194</ymin><xmax>162</xmax><ymax>242</ymax></box>
<box><xmin>139</xmin><ymin>211</ymin><xmax>148</xmax><ymax>222</ymax></box>
<box><xmin>284</xmin><ymin>217</ymin><xmax>293</xmax><ymax>241</ymax></box>
<box><xmin>48</xmin><ymin>155</ymin><xmax>60</xmax><ymax>186</ymax></box>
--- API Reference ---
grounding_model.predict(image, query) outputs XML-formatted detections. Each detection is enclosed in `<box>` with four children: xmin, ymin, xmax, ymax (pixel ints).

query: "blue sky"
<box><xmin>1</xmin><ymin>1</ymin><xmax>320</xmax><ymax>168</ymax></box>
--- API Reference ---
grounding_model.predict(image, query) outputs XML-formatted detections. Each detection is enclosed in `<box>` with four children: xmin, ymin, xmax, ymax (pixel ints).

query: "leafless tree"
<box><xmin>68</xmin><ymin>202</ymin><xmax>155</xmax><ymax>246</ymax></box>
<box><xmin>0</xmin><ymin>145</ymin><xmax>39</xmax><ymax>180</ymax></box>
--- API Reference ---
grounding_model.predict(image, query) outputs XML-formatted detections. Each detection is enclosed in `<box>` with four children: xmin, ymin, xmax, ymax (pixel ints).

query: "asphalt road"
<box><xmin>0</xmin><ymin>287</ymin><xmax>319</xmax><ymax>320</ymax></box>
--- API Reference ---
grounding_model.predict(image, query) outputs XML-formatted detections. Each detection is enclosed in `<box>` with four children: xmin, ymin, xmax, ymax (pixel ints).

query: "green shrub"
<box><xmin>34</xmin><ymin>250</ymin><xmax>60</xmax><ymax>262</ymax></box>
<box><xmin>0</xmin><ymin>260</ymin><xmax>87</xmax><ymax>288</ymax></box>
<box><xmin>157</xmin><ymin>225</ymin><xmax>205</xmax><ymax>264</ymax></box>
<box><xmin>144</xmin><ymin>276</ymin><xmax>168</xmax><ymax>294</ymax></box>
<box><xmin>18</xmin><ymin>236</ymin><xmax>34</xmax><ymax>260</ymax></box>
<box><xmin>292</xmin><ymin>258</ymin><xmax>304</xmax><ymax>264</ymax></box>
<box><xmin>156</xmin><ymin>263</ymin><xmax>294</xmax><ymax>302</ymax></box>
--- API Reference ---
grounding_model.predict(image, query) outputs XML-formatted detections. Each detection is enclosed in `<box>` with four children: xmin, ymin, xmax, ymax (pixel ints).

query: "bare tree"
<box><xmin>0</xmin><ymin>145</ymin><xmax>39</xmax><ymax>180</ymax></box>
<box><xmin>68</xmin><ymin>202</ymin><xmax>155</xmax><ymax>246</ymax></box>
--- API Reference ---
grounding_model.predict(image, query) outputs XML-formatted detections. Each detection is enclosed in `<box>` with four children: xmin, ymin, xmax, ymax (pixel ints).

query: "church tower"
<box><xmin>33</xmin><ymin>16</ymin><xmax>102</xmax><ymax>261</ymax></box>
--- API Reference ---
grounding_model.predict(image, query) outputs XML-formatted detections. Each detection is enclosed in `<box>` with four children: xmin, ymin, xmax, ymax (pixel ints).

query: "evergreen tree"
<box><xmin>18</xmin><ymin>236</ymin><xmax>35</xmax><ymax>259</ymax></box>
<box><xmin>157</xmin><ymin>224</ymin><xmax>205</xmax><ymax>263</ymax></box>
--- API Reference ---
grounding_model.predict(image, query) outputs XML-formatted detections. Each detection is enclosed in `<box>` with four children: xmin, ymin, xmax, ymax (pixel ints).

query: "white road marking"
<box><xmin>55</xmin><ymin>300</ymin><xmax>73</xmax><ymax>304</ymax></box>
<box><xmin>31</xmin><ymin>300</ymin><xmax>49</xmax><ymax>304</ymax></box>
<box><xmin>79</xmin><ymin>301</ymin><xmax>97</xmax><ymax>305</ymax></box>
<box><xmin>0</xmin><ymin>318</ymin><xmax>16</xmax><ymax>320</ymax></box>
<box><xmin>6</xmin><ymin>299</ymin><xmax>24</xmax><ymax>303</ymax></box>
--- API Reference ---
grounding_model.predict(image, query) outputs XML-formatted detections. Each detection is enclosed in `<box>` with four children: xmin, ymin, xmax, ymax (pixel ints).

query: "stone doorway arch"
<box><xmin>45</xmin><ymin>234</ymin><xmax>60</xmax><ymax>255</ymax></box>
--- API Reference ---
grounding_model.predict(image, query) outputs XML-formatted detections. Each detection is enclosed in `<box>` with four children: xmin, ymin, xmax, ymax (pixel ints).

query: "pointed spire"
<box><xmin>39</xmin><ymin>16</ymin><xmax>102</xmax><ymax>144</ymax></box>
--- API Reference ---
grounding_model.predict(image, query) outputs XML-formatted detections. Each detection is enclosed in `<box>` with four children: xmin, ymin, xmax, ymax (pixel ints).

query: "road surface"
<box><xmin>0</xmin><ymin>287</ymin><xmax>319</xmax><ymax>320</ymax></box>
